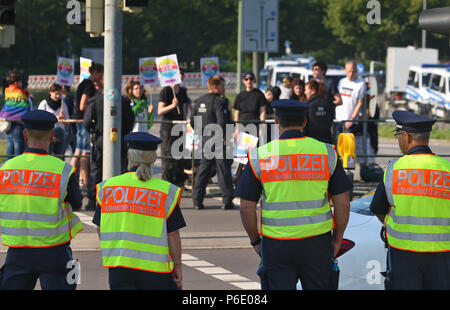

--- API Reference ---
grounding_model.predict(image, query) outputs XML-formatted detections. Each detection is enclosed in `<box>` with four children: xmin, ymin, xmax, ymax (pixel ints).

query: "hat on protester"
<box><xmin>271</xmin><ymin>99</ymin><xmax>309</xmax><ymax>117</ymax></box>
<box><xmin>392</xmin><ymin>110</ymin><xmax>436</xmax><ymax>133</ymax></box>
<box><xmin>124</xmin><ymin>132</ymin><xmax>162</xmax><ymax>151</ymax></box>
<box><xmin>242</xmin><ymin>71</ymin><xmax>255</xmax><ymax>80</ymax></box>
<box><xmin>21</xmin><ymin>110</ymin><xmax>58</xmax><ymax>130</ymax></box>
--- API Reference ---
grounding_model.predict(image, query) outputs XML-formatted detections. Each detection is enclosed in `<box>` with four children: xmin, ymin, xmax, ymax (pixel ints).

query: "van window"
<box><xmin>407</xmin><ymin>71</ymin><xmax>415</xmax><ymax>86</ymax></box>
<box><xmin>291</xmin><ymin>73</ymin><xmax>301</xmax><ymax>80</ymax></box>
<box><xmin>422</xmin><ymin>73</ymin><xmax>431</xmax><ymax>88</ymax></box>
<box><xmin>275</xmin><ymin>72</ymin><xmax>290</xmax><ymax>86</ymax></box>
<box><xmin>430</xmin><ymin>74</ymin><xmax>441</xmax><ymax>91</ymax></box>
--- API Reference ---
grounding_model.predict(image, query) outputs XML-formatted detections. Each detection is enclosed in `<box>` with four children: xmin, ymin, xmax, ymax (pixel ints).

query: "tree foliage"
<box><xmin>0</xmin><ymin>0</ymin><xmax>448</xmax><ymax>76</ymax></box>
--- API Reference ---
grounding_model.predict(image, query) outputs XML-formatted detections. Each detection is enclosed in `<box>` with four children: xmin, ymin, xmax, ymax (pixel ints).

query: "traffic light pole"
<box><xmin>103</xmin><ymin>0</ymin><xmax>123</xmax><ymax>179</ymax></box>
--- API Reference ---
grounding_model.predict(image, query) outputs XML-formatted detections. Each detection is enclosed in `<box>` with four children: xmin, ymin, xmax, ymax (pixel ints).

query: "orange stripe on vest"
<box><xmin>101</xmin><ymin>186</ymin><xmax>167</xmax><ymax>218</ymax></box>
<box><xmin>393</xmin><ymin>169</ymin><xmax>450</xmax><ymax>199</ymax></box>
<box><xmin>260</xmin><ymin>154</ymin><xmax>330</xmax><ymax>183</ymax></box>
<box><xmin>0</xmin><ymin>169</ymin><xmax>60</xmax><ymax>197</ymax></box>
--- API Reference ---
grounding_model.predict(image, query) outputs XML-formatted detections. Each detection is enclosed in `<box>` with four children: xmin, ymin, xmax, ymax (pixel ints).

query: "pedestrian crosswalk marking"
<box><xmin>181</xmin><ymin>253</ymin><xmax>260</xmax><ymax>290</ymax></box>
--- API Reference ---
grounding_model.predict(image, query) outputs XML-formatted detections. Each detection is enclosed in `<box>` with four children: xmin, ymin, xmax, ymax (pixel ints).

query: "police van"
<box><xmin>426</xmin><ymin>67</ymin><xmax>450</xmax><ymax>119</ymax></box>
<box><xmin>266</xmin><ymin>64</ymin><xmax>345</xmax><ymax>88</ymax></box>
<box><xmin>405</xmin><ymin>64</ymin><xmax>436</xmax><ymax>115</ymax></box>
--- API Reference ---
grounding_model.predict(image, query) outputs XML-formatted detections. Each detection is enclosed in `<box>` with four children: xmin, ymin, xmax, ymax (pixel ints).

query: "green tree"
<box><xmin>323</xmin><ymin>0</ymin><xmax>450</xmax><ymax>64</ymax></box>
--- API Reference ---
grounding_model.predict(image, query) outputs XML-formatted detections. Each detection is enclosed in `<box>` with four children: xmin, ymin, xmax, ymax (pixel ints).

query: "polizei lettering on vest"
<box><xmin>0</xmin><ymin>169</ymin><xmax>59</xmax><ymax>197</ymax></box>
<box><xmin>263</xmin><ymin>154</ymin><xmax>326</xmax><ymax>173</ymax></box>
<box><xmin>394</xmin><ymin>169</ymin><xmax>450</xmax><ymax>199</ymax></box>
<box><xmin>396</xmin><ymin>169</ymin><xmax>449</xmax><ymax>189</ymax></box>
<box><xmin>102</xmin><ymin>186</ymin><xmax>165</xmax><ymax>218</ymax></box>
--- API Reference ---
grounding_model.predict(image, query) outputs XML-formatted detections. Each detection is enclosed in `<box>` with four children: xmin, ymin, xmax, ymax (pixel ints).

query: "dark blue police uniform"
<box><xmin>0</xmin><ymin>110</ymin><xmax>83</xmax><ymax>290</ymax></box>
<box><xmin>370</xmin><ymin>110</ymin><xmax>450</xmax><ymax>290</ymax></box>
<box><xmin>92</xmin><ymin>132</ymin><xmax>187</xmax><ymax>290</ymax></box>
<box><xmin>235</xmin><ymin>100</ymin><xmax>352</xmax><ymax>290</ymax></box>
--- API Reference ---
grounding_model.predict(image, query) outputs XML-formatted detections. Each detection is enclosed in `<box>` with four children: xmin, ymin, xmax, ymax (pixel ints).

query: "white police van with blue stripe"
<box><xmin>426</xmin><ymin>66</ymin><xmax>450</xmax><ymax>119</ymax></box>
<box><xmin>405</xmin><ymin>65</ymin><xmax>435</xmax><ymax>115</ymax></box>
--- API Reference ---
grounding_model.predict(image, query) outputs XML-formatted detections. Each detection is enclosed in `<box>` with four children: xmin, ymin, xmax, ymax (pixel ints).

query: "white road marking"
<box><xmin>181</xmin><ymin>253</ymin><xmax>260</xmax><ymax>290</ymax></box>
<box><xmin>75</xmin><ymin>212</ymin><xmax>97</xmax><ymax>227</ymax></box>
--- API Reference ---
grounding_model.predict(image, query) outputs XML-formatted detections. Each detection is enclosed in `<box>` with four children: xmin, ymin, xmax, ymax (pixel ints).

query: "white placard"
<box><xmin>200</xmin><ymin>57</ymin><xmax>220</xmax><ymax>86</ymax></box>
<box><xmin>139</xmin><ymin>57</ymin><xmax>159</xmax><ymax>86</ymax></box>
<box><xmin>156</xmin><ymin>54</ymin><xmax>182</xmax><ymax>87</ymax></box>
<box><xmin>79</xmin><ymin>57</ymin><xmax>92</xmax><ymax>81</ymax></box>
<box><xmin>56</xmin><ymin>57</ymin><xmax>75</xmax><ymax>87</ymax></box>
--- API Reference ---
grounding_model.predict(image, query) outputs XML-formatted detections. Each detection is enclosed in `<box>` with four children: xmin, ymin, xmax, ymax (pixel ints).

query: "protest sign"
<box><xmin>56</xmin><ymin>57</ymin><xmax>75</xmax><ymax>87</ymax></box>
<box><xmin>79</xmin><ymin>57</ymin><xmax>92</xmax><ymax>81</ymax></box>
<box><xmin>139</xmin><ymin>57</ymin><xmax>159</xmax><ymax>86</ymax></box>
<box><xmin>200</xmin><ymin>57</ymin><xmax>219</xmax><ymax>86</ymax></box>
<box><xmin>156</xmin><ymin>54</ymin><xmax>182</xmax><ymax>87</ymax></box>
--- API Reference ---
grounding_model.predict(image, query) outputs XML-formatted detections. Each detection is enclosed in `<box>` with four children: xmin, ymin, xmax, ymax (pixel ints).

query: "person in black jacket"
<box><xmin>83</xmin><ymin>79</ymin><xmax>135</xmax><ymax>210</ymax></box>
<box><xmin>191</xmin><ymin>75</ymin><xmax>234</xmax><ymax>210</ymax></box>
<box><xmin>304</xmin><ymin>80</ymin><xmax>335</xmax><ymax>144</ymax></box>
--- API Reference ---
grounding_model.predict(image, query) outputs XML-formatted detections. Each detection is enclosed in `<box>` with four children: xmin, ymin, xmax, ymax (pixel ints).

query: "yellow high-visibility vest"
<box><xmin>383</xmin><ymin>154</ymin><xmax>450</xmax><ymax>252</ymax></box>
<box><xmin>248</xmin><ymin>137</ymin><xmax>337</xmax><ymax>239</ymax></box>
<box><xmin>97</xmin><ymin>172</ymin><xmax>181</xmax><ymax>273</ymax></box>
<box><xmin>0</xmin><ymin>152</ymin><xmax>82</xmax><ymax>247</ymax></box>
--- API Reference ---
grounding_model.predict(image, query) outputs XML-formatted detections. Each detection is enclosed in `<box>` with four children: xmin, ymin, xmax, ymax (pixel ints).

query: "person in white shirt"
<box><xmin>337</xmin><ymin>61</ymin><xmax>372</xmax><ymax>166</ymax></box>
<box><xmin>38</xmin><ymin>83</ymin><xmax>70</xmax><ymax>158</ymax></box>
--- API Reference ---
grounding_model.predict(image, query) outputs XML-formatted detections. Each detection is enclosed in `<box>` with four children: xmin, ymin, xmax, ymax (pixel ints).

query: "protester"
<box><xmin>279</xmin><ymin>76</ymin><xmax>292</xmax><ymax>99</ymax></box>
<box><xmin>126</xmin><ymin>80</ymin><xmax>154</xmax><ymax>133</ymax></box>
<box><xmin>61</xmin><ymin>85</ymin><xmax>77</xmax><ymax>154</ymax></box>
<box><xmin>290</xmin><ymin>79</ymin><xmax>306</xmax><ymax>101</ymax></box>
<box><xmin>0</xmin><ymin>71</ymin><xmax>31</xmax><ymax>160</ymax></box>
<box><xmin>304</xmin><ymin>80</ymin><xmax>334</xmax><ymax>144</ymax></box>
<box><xmin>71</xmin><ymin>63</ymin><xmax>104</xmax><ymax>191</ymax></box>
<box><xmin>38</xmin><ymin>83</ymin><xmax>70</xmax><ymax>159</ymax></box>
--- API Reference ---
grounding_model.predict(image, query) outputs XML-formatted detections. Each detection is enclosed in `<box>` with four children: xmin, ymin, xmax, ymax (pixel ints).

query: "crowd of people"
<box><xmin>0</xmin><ymin>61</ymin><xmax>448</xmax><ymax>292</ymax></box>
<box><xmin>0</xmin><ymin>60</ymin><xmax>379</xmax><ymax>211</ymax></box>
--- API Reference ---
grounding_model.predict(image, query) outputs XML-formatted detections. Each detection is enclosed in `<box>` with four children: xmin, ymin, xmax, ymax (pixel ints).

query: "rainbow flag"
<box><xmin>0</xmin><ymin>85</ymin><xmax>31</xmax><ymax>120</ymax></box>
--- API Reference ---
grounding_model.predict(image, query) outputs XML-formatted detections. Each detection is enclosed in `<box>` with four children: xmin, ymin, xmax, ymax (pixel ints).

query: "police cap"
<box><xmin>124</xmin><ymin>132</ymin><xmax>162</xmax><ymax>151</ymax></box>
<box><xmin>21</xmin><ymin>110</ymin><xmax>58</xmax><ymax>130</ymax></box>
<box><xmin>271</xmin><ymin>99</ymin><xmax>309</xmax><ymax>117</ymax></box>
<box><xmin>392</xmin><ymin>110</ymin><xmax>436</xmax><ymax>133</ymax></box>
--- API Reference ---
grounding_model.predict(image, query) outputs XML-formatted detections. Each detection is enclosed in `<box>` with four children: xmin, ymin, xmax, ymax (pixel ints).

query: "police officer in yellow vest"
<box><xmin>93</xmin><ymin>132</ymin><xmax>186</xmax><ymax>290</ymax></box>
<box><xmin>370</xmin><ymin>110</ymin><xmax>450</xmax><ymax>290</ymax></box>
<box><xmin>235</xmin><ymin>99</ymin><xmax>352</xmax><ymax>290</ymax></box>
<box><xmin>0</xmin><ymin>110</ymin><xmax>83</xmax><ymax>290</ymax></box>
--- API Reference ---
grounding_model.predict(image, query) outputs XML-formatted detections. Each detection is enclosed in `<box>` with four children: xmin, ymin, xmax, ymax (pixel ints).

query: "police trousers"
<box><xmin>0</xmin><ymin>244</ymin><xmax>77</xmax><ymax>290</ymax></box>
<box><xmin>108</xmin><ymin>267</ymin><xmax>179</xmax><ymax>290</ymax></box>
<box><xmin>193</xmin><ymin>157</ymin><xmax>234</xmax><ymax>206</ymax></box>
<box><xmin>258</xmin><ymin>233</ymin><xmax>334</xmax><ymax>290</ymax></box>
<box><xmin>385</xmin><ymin>246</ymin><xmax>450</xmax><ymax>290</ymax></box>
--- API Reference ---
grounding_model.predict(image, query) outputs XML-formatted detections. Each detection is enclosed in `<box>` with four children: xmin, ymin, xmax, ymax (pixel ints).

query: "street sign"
<box><xmin>242</xmin><ymin>0</ymin><xmax>278</xmax><ymax>53</ymax></box>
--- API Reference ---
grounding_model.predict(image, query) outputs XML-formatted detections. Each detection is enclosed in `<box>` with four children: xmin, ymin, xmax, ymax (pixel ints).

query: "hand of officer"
<box><xmin>172</xmin><ymin>264</ymin><xmax>183</xmax><ymax>289</ymax></box>
<box><xmin>253</xmin><ymin>244</ymin><xmax>261</xmax><ymax>257</ymax></box>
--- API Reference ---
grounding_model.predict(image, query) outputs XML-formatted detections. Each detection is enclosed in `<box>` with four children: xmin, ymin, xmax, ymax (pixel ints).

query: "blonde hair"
<box><xmin>127</xmin><ymin>149</ymin><xmax>157</xmax><ymax>181</ymax></box>
<box><xmin>207</xmin><ymin>75</ymin><xmax>225</xmax><ymax>90</ymax></box>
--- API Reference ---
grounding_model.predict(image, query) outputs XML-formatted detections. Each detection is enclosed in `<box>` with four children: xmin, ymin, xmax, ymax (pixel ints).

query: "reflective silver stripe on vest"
<box><xmin>386</xmin><ymin>225</ymin><xmax>450</xmax><ymax>242</ymax></box>
<box><xmin>101</xmin><ymin>231</ymin><xmax>166</xmax><ymax>247</ymax></box>
<box><xmin>97</xmin><ymin>180</ymin><xmax>107</xmax><ymax>205</ymax></box>
<box><xmin>325</xmin><ymin>144</ymin><xmax>337</xmax><ymax>176</ymax></box>
<box><xmin>0</xmin><ymin>211</ymin><xmax>58</xmax><ymax>222</ymax></box>
<box><xmin>384</xmin><ymin>159</ymin><xmax>398</xmax><ymax>207</ymax></box>
<box><xmin>1</xmin><ymin>213</ymin><xmax>80</xmax><ymax>237</ymax></box>
<box><xmin>262</xmin><ymin>194</ymin><xmax>329</xmax><ymax>211</ymax></box>
<box><xmin>388</xmin><ymin>207</ymin><xmax>450</xmax><ymax>226</ymax></box>
<box><xmin>262</xmin><ymin>211</ymin><xmax>332</xmax><ymax>227</ymax></box>
<box><xmin>58</xmin><ymin>163</ymin><xmax>75</xmax><ymax>216</ymax></box>
<box><xmin>248</xmin><ymin>147</ymin><xmax>261</xmax><ymax>179</ymax></box>
<box><xmin>102</xmin><ymin>248</ymin><xmax>170</xmax><ymax>263</ymax></box>
<box><xmin>164</xmin><ymin>184</ymin><xmax>180</xmax><ymax>215</ymax></box>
